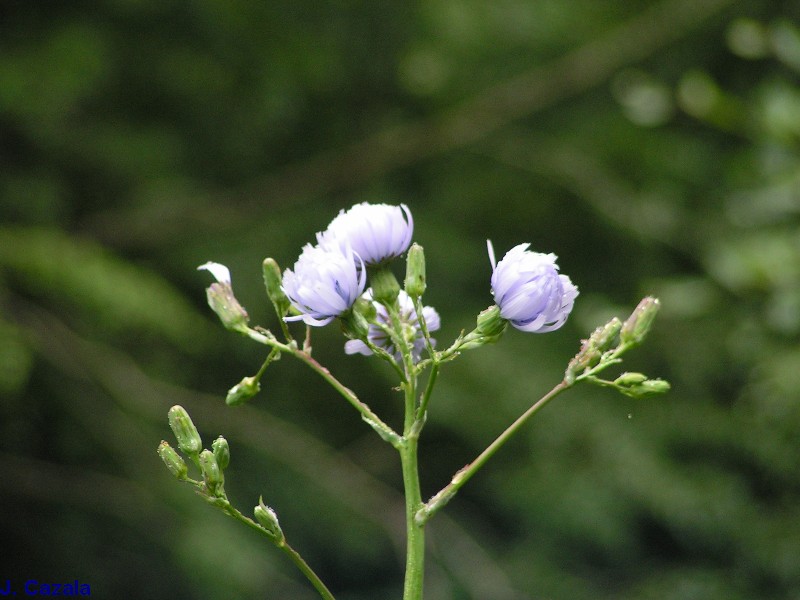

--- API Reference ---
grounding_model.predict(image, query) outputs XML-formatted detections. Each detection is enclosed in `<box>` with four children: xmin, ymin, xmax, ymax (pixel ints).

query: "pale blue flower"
<box><xmin>282</xmin><ymin>243</ymin><xmax>366</xmax><ymax>326</ymax></box>
<box><xmin>345</xmin><ymin>290</ymin><xmax>440</xmax><ymax>362</ymax></box>
<box><xmin>317</xmin><ymin>202</ymin><xmax>414</xmax><ymax>265</ymax></box>
<box><xmin>488</xmin><ymin>241</ymin><xmax>578</xmax><ymax>333</ymax></box>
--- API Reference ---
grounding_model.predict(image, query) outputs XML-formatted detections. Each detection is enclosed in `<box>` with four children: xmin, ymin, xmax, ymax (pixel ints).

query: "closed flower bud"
<box><xmin>198</xmin><ymin>262</ymin><xmax>249</xmax><ymax>334</ymax></box>
<box><xmin>614</xmin><ymin>374</ymin><xmax>671</xmax><ymax>399</ymax></box>
<box><xmin>614</xmin><ymin>372</ymin><xmax>648</xmax><ymax>387</ymax></box>
<box><xmin>254</xmin><ymin>498</ymin><xmax>284</xmax><ymax>543</ymax></box>
<box><xmin>212</xmin><ymin>436</ymin><xmax>230</xmax><ymax>470</ymax></box>
<box><xmin>262</xmin><ymin>258</ymin><xmax>291</xmax><ymax>317</ymax></box>
<box><xmin>199</xmin><ymin>449</ymin><xmax>224</xmax><ymax>493</ymax></box>
<box><xmin>565</xmin><ymin>317</ymin><xmax>624</xmax><ymax>383</ymax></box>
<box><xmin>590</xmin><ymin>317</ymin><xmax>623</xmax><ymax>352</ymax></box>
<box><xmin>620</xmin><ymin>297</ymin><xmax>660</xmax><ymax>346</ymax></box>
<box><xmin>341</xmin><ymin>300</ymin><xmax>371</xmax><ymax>340</ymax></box>
<box><xmin>404</xmin><ymin>243</ymin><xmax>426</xmax><ymax>298</ymax></box>
<box><xmin>157</xmin><ymin>441</ymin><xmax>188</xmax><ymax>480</ymax></box>
<box><xmin>370</xmin><ymin>266</ymin><xmax>401</xmax><ymax>305</ymax></box>
<box><xmin>226</xmin><ymin>376</ymin><xmax>260</xmax><ymax>406</ymax></box>
<box><xmin>168</xmin><ymin>405</ymin><xmax>202</xmax><ymax>457</ymax></box>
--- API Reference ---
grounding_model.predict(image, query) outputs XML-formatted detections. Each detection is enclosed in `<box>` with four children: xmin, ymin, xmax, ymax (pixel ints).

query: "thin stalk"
<box><xmin>383</xmin><ymin>300</ymin><xmax>427</xmax><ymax>600</ymax></box>
<box><xmin>245</xmin><ymin>327</ymin><xmax>399</xmax><ymax>442</ymax></box>
<box><xmin>217</xmin><ymin>500</ymin><xmax>336</xmax><ymax>600</ymax></box>
<box><xmin>417</xmin><ymin>380</ymin><xmax>570</xmax><ymax>525</ymax></box>
<box><xmin>415</xmin><ymin>363</ymin><xmax>438</xmax><ymax>423</ymax></box>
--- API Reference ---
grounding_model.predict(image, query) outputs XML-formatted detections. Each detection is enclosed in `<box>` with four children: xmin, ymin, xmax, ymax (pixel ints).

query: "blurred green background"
<box><xmin>2</xmin><ymin>0</ymin><xmax>800</xmax><ymax>598</ymax></box>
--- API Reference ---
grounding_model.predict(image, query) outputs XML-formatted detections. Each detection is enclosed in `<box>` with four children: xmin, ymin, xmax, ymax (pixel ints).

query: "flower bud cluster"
<box><xmin>565</xmin><ymin>317</ymin><xmax>623</xmax><ymax>383</ymax></box>
<box><xmin>160</xmin><ymin>405</ymin><xmax>232</xmax><ymax>497</ymax></box>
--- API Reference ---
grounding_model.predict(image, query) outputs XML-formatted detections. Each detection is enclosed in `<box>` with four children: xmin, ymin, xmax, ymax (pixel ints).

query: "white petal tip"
<box><xmin>198</xmin><ymin>262</ymin><xmax>231</xmax><ymax>284</ymax></box>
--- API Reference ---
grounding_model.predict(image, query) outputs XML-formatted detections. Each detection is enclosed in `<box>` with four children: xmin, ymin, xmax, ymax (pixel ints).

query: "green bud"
<box><xmin>341</xmin><ymin>299</ymin><xmax>372</xmax><ymax>340</ymax></box>
<box><xmin>591</xmin><ymin>317</ymin><xmax>623</xmax><ymax>351</ymax></box>
<box><xmin>639</xmin><ymin>379</ymin><xmax>671</xmax><ymax>395</ymax></box>
<box><xmin>620</xmin><ymin>297</ymin><xmax>660</xmax><ymax>346</ymax></box>
<box><xmin>226</xmin><ymin>376</ymin><xmax>261</xmax><ymax>406</ymax></box>
<box><xmin>613</xmin><ymin>372</ymin><xmax>671</xmax><ymax>399</ymax></box>
<box><xmin>565</xmin><ymin>318</ymin><xmax>623</xmax><ymax>384</ymax></box>
<box><xmin>476</xmin><ymin>305</ymin><xmax>508</xmax><ymax>339</ymax></box>
<box><xmin>199</xmin><ymin>449</ymin><xmax>224</xmax><ymax>494</ymax></box>
<box><xmin>206</xmin><ymin>283</ymin><xmax>249</xmax><ymax>334</ymax></box>
<box><xmin>614</xmin><ymin>372</ymin><xmax>648</xmax><ymax>387</ymax></box>
<box><xmin>254</xmin><ymin>498</ymin><xmax>284</xmax><ymax>543</ymax></box>
<box><xmin>262</xmin><ymin>258</ymin><xmax>291</xmax><ymax>317</ymax></box>
<box><xmin>458</xmin><ymin>305</ymin><xmax>509</xmax><ymax>350</ymax></box>
<box><xmin>212</xmin><ymin>436</ymin><xmax>230</xmax><ymax>470</ymax></box>
<box><xmin>157</xmin><ymin>441</ymin><xmax>188</xmax><ymax>480</ymax></box>
<box><xmin>404</xmin><ymin>243</ymin><xmax>426</xmax><ymax>298</ymax></box>
<box><xmin>168</xmin><ymin>405</ymin><xmax>202</xmax><ymax>456</ymax></box>
<box><xmin>370</xmin><ymin>266</ymin><xmax>400</xmax><ymax>305</ymax></box>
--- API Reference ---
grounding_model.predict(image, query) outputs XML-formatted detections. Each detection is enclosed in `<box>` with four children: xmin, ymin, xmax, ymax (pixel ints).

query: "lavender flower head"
<box><xmin>488</xmin><ymin>241</ymin><xmax>578</xmax><ymax>333</ymax></box>
<box><xmin>317</xmin><ymin>202</ymin><xmax>414</xmax><ymax>265</ymax></box>
<box><xmin>345</xmin><ymin>290</ymin><xmax>440</xmax><ymax>362</ymax></box>
<box><xmin>282</xmin><ymin>243</ymin><xmax>366</xmax><ymax>326</ymax></box>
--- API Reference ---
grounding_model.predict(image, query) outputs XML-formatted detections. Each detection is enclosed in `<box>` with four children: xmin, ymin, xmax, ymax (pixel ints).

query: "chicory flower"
<box><xmin>282</xmin><ymin>243</ymin><xmax>366</xmax><ymax>326</ymax></box>
<box><xmin>345</xmin><ymin>290</ymin><xmax>440</xmax><ymax>362</ymax></box>
<box><xmin>317</xmin><ymin>202</ymin><xmax>414</xmax><ymax>265</ymax></box>
<box><xmin>488</xmin><ymin>241</ymin><xmax>578</xmax><ymax>333</ymax></box>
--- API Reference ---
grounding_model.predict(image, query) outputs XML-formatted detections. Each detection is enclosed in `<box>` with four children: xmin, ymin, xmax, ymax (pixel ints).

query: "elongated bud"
<box><xmin>565</xmin><ymin>317</ymin><xmax>623</xmax><ymax>383</ymax></box>
<box><xmin>226</xmin><ymin>376</ymin><xmax>260</xmax><ymax>406</ymax></box>
<box><xmin>591</xmin><ymin>317</ymin><xmax>623</xmax><ymax>351</ymax></box>
<box><xmin>620</xmin><ymin>297</ymin><xmax>660</xmax><ymax>346</ymax></box>
<box><xmin>263</xmin><ymin>258</ymin><xmax>290</xmax><ymax>317</ymax></box>
<box><xmin>199</xmin><ymin>449</ymin><xmax>224</xmax><ymax>494</ymax></box>
<box><xmin>157</xmin><ymin>441</ymin><xmax>188</xmax><ymax>480</ymax></box>
<box><xmin>404</xmin><ymin>243</ymin><xmax>426</xmax><ymax>298</ymax></box>
<box><xmin>168</xmin><ymin>405</ymin><xmax>202</xmax><ymax>456</ymax></box>
<box><xmin>614</xmin><ymin>372</ymin><xmax>648</xmax><ymax>387</ymax></box>
<box><xmin>254</xmin><ymin>498</ymin><xmax>284</xmax><ymax>543</ymax></box>
<box><xmin>370</xmin><ymin>266</ymin><xmax>400</xmax><ymax>305</ymax></box>
<box><xmin>212</xmin><ymin>436</ymin><xmax>230</xmax><ymax>470</ymax></box>
<box><xmin>205</xmin><ymin>283</ymin><xmax>249</xmax><ymax>334</ymax></box>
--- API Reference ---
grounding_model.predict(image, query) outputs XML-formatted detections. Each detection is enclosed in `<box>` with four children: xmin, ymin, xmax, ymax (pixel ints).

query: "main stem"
<box><xmin>400</xmin><ymin>436</ymin><xmax>425</xmax><ymax>600</ymax></box>
<box><xmin>390</xmin><ymin>297</ymin><xmax>426</xmax><ymax>600</ymax></box>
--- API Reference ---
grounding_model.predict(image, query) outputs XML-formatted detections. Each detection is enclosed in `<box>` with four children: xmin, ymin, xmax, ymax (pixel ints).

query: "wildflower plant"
<box><xmin>159</xmin><ymin>202</ymin><xmax>669</xmax><ymax>599</ymax></box>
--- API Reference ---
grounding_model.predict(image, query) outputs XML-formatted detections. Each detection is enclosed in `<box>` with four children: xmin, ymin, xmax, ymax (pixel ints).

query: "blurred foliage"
<box><xmin>2</xmin><ymin>0</ymin><xmax>800</xmax><ymax>598</ymax></box>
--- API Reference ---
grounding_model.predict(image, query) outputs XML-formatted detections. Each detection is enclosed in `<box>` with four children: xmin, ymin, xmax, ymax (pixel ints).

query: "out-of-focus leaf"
<box><xmin>0</xmin><ymin>227</ymin><xmax>208</xmax><ymax>348</ymax></box>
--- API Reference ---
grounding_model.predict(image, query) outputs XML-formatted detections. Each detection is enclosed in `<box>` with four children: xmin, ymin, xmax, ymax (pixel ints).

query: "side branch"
<box><xmin>416</xmin><ymin>380</ymin><xmax>571</xmax><ymax>526</ymax></box>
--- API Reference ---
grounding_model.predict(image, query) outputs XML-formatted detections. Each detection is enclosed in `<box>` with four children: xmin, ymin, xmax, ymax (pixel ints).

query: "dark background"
<box><xmin>2</xmin><ymin>1</ymin><xmax>799</xmax><ymax>598</ymax></box>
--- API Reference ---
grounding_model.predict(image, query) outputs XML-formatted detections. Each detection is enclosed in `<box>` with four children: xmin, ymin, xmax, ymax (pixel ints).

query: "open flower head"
<box><xmin>345</xmin><ymin>290</ymin><xmax>440</xmax><ymax>362</ymax></box>
<box><xmin>282</xmin><ymin>244</ymin><xmax>366</xmax><ymax>326</ymax></box>
<box><xmin>318</xmin><ymin>202</ymin><xmax>414</xmax><ymax>265</ymax></box>
<box><xmin>488</xmin><ymin>241</ymin><xmax>578</xmax><ymax>333</ymax></box>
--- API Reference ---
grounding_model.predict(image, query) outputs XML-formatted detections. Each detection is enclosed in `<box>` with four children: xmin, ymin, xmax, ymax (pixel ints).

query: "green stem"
<box><xmin>400</xmin><ymin>437</ymin><xmax>425</xmax><ymax>600</ymax></box>
<box><xmin>417</xmin><ymin>380</ymin><xmax>570</xmax><ymax>525</ymax></box>
<box><xmin>280</xmin><ymin>542</ymin><xmax>337</xmax><ymax>600</ymax></box>
<box><xmin>415</xmin><ymin>363</ymin><xmax>438</xmax><ymax>423</ymax></box>
<box><xmin>245</xmin><ymin>327</ymin><xmax>399</xmax><ymax>442</ymax></box>
<box><xmin>214</xmin><ymin>499</ymin><xmax>336</xmax><ymax>600</ymax></box>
